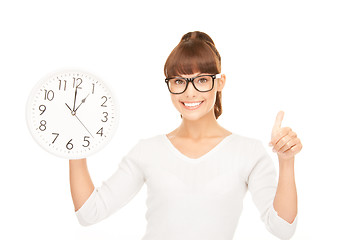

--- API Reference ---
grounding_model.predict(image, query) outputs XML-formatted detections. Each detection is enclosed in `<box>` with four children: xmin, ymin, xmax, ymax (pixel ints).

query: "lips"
<box><xmin>180</xmin><ymin>100</ymin><xmax>204</xmax><ymax>109</ymax></box>
<box><xmin>181</xmin><ymin>100</ymin><xmax>204</xmax><ymax>103</ymax></box>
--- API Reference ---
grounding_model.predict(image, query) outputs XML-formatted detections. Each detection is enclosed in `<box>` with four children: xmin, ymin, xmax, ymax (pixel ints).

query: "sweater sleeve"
<box><xmin>75</xmin><ymin>139</ymin><xmax>145</xmax><ymax>226</ymax></box>
<box><xmin>246</xmin><ymin>140</ymin><xmax>298</xmax><ymax>240</ymax></box>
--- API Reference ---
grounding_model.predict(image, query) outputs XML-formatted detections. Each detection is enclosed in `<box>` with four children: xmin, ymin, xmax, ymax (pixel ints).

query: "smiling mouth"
<box><xmin>181</xmin><ymin>100</ymin><xmax>204</xmax><ymax>109</ymax></box>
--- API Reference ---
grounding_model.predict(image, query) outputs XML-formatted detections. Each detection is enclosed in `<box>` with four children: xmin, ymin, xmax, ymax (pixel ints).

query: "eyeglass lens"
<box><xmin>168</xmin><ymin>75</ymin><xmax>213</xmax><ymax>93</ymax></box>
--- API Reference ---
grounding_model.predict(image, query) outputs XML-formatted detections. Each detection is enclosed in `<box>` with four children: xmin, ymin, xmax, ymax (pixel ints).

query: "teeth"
<box><xmin>184</xmin><ymin>101</ymin><xmax>202</xmax><ymax>107</ymax></box>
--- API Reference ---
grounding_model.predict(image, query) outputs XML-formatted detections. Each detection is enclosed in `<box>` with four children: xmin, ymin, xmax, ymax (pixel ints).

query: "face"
<box><xmin>169</xmin><ymin>72</ymin><xmax>226</xmax><ymax>121</ymax></box>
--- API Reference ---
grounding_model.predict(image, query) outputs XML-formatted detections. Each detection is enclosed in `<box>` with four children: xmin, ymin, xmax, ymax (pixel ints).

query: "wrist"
<box><xmin>278</xmin><ymin>157</ymin><xmax>294</xmax><ymax>168</ymax></box>
<box><xmin>69</xmin><ymin>158</ymin><xmax>87</xmax><ymax>164</ymax></box>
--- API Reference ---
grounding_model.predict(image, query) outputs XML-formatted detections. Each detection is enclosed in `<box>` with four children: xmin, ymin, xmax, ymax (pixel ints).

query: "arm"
<box><xmin>72</xmin><ymin>140</ymin><xmax>145</xmax><ymax>226</ymax></box>
<box><xmin>69</xmin><ymin>158</ymin><xmax>95</xmax><ymax>212</ymax></box>
<box><xmin>273</xmin><ymin>157</ymin><xmax>297</xmax><ymax>224</ymax></box>
<box><xmin>269</xmin><ymin>110</ymin><xmax>301</xmax><ymax>225</ymax></box>
<box><xmin>247</xmin><ymin>140</ymin><xmax>298</xmax><ymax>240</ymax></box>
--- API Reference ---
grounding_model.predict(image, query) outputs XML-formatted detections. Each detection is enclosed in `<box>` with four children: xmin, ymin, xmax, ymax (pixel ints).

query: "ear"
<box><xmin>217</xmin><ymin>73</ymin><xmax>226</xmax><ymax>91</ymax></box>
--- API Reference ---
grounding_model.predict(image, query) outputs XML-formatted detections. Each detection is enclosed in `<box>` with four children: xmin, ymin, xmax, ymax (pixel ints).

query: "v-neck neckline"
<box><xmin>162</xmin><ymin>133</ymin><xmax>234</xmax><ymax>163</ymax></box>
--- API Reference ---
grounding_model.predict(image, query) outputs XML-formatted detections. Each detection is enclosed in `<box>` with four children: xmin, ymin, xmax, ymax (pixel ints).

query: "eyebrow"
<box><xmin>175</xmin><ymin>73</ymin><xmax>211</xmax><ymax>79</ymax></box>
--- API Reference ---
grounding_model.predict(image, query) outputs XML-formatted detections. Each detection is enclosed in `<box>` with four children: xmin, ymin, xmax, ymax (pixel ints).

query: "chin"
<box><xmin>177</xmin><ymin>102</ymin><xmax>214</xmax><ymax>121</ymax></box>
<box><xmin>180</xmin><ymin>110</ymin><xmax>212</xmax><ymax>121</ymax></box>
<box><xmin>182</xmin><ymin>114</ymin><xmax>202</xmax><ymax>121</ymax></box>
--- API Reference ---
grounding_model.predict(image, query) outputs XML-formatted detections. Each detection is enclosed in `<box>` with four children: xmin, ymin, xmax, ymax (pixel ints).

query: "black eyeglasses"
<box><xmin>165</xmin><ymin>74</ymin><xmax>221</xmax><ymax>94</ymax></box>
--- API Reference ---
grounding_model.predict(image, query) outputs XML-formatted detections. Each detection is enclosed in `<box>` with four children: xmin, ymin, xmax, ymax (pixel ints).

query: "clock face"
<box><xmin>26</xmin><ymin>70</ymin><xmax>119</xmax><ymax>159</ymax></box>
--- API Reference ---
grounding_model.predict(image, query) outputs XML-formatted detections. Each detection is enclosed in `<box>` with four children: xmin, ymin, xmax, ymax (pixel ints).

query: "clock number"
<box><xmin>52</xmin><ymin>133</ymin><xmax>59</xmax><ymax>143</ymax></box>
<box><xmin>44</xmin><ymin>89</ymin><xmax>54</xmax><ymax>101</ymax></box>
<box><xmin>82</xmin><ymin>136</ymin><xmax>90</xmax><ymax>147</ymax></box>
<box><xmin>39</xmin><ymin>105</ymin><xmax>46</xmax><ymax>115</ymax></box>
<box><xmin>101</xmin><ymin>112</ymin><xmax>108</xmax><ymax>122</ymax></box>
<box><xmin>66</xmin><ymin>139</ymin><xmax>74</xmax><ymax>150</ymax></box>
<box><xmin>73</xmin><ymin>77</ymin><xmax>83</xmax><ymax>89</ymax></box>
<box><xmin>92</xmin><ymin>83</ymin><xmax>95</xmax><ymax>94</ymax></box>
<box><xmin>39</xmin><ymin>120</ymin><xmax>46</xmax><ymax>131</ymax></box>
<box><xmin>101</xmin><ymin>96</ymin><xmax>107</xmax><ymax>107</ymax></box>
<box><xmin>96</xmin><ymin>127</ymin><xmax>104</xmax><ymax>136</ymax></box>
<box><xmin>58</xmin><ymin>80</ymin><xmax>67</xmax><ymax>91</ymax></box>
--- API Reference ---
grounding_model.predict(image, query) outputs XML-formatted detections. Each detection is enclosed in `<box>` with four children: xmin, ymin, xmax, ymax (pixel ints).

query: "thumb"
<box><xmin>272</xmin><ymin>111</ymin><xmax>284</xmax><ymax>137</ymax></box>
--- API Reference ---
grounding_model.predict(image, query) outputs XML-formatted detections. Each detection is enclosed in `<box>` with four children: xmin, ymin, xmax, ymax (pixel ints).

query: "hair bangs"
<box><xmin>164</xmin><ymin>39</ymin><xmax>220</xmax><ymax>78</ymax></box>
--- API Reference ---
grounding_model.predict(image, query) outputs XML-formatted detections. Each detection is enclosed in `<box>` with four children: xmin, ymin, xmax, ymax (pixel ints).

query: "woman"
<box><xmin>70</xmin><ymin>31</ymin><xmax>302</xmax><ymax>240</ymax></box>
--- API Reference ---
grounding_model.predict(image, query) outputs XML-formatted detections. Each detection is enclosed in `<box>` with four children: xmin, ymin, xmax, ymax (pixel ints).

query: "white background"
<box><xmin>1</xmin><ymin>0</ymin><xmax>359</xmax><ymax>239</ymax></box>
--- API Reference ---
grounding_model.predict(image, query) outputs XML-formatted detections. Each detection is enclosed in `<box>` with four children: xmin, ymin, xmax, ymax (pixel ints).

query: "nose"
<box><xmin>183</xmin><ymin>81</ymin><xmax>197</xmax><ymax>97</ymax></box>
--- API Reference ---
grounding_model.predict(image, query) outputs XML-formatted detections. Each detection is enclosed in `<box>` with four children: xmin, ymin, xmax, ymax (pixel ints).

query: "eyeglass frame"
<box><xmin>164</xmin><ymin>73</ymin><xmax>221</xmax><ymax>94</ymax></box>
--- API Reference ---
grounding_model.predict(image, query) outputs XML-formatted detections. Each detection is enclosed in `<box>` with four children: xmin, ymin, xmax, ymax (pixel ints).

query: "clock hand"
<box><xmin>72</xmin><ymin>86</ymin><xmax>78</xmax><ymax>112</ymax></box>
<box><xmin>65</xmin><ymin>103</ymin><xmax>72</xmax><ymax>113</ymax></box>
<box><xmin>74</xmin><ymin>114</ymin><xmax>94</xmax><ymax>138</ymax></box>
<box><xmin>74</xmin><ymin>93</ymin><xmax>90</xmax><ymax>113</ymax></box>
<box><xmin>65</xmin><ymin>103</ymin><xmax>76</xmax><ymax>115</ymax></box>
<box><xmin>66</xmin><ymin>102</ymin><xmax>93</xmax><ymax>137</ymax></box>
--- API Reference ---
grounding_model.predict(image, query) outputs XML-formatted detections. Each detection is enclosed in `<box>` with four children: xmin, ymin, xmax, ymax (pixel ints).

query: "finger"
<box><xmin>278</xmin><ymin>137</ymin><xmax>300</xmax><ymax>153</ymax></box>
<box><xmin>272</xmin><ymin>134</ymin><xmax>293</xmax><ymax>152</ymax></box>
<box><xmin>272</xmin><ymin>111</ymin><xmax>285</xmax><ymax>135</ymax></box>
<box><xmin>270</xmin><ymin>127</ymin><xmax>292</xmax><ymax>146</ymax></box>
<box><xmin>274</xmin><ymin>131</ymin><xmax>297</xmax><ymax>150</ymax></box>
<box><xmin>283</xmin><ymin>141</ymin><xmax>302</xmax><ymax>154</ymax></box>
<box><xmin>273</xmin><ymin>134</ymin><xmax>293</xmax><ymax>152</ymax></box>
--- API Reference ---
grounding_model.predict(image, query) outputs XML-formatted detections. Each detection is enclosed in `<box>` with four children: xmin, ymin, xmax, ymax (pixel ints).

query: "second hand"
<box><xmin>74</xmin><ymin>115</ymin><xmax>94</xmax><ymax>138</ymax></box>
<box><xmin>65</xmin><ymin>103</ymin><xmax>94</xmax><ymax>138</ymax></box>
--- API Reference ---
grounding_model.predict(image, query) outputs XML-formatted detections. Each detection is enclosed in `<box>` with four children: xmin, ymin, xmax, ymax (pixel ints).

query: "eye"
<box><xmin>174</xmin><ymin>79</ymin><xmax>186</xmax><ymax>85</ymax></box>
<box><xmin>198</xmin><ymin>78</ymin><xmax>208</xmax><ymax>83</ymax></box>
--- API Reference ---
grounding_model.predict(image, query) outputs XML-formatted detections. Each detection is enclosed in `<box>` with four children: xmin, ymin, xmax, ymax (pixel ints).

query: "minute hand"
<box><xmin>72</xmin><ymin>86</ymin><xmax>78</xmax><ymax>112</ymax></box>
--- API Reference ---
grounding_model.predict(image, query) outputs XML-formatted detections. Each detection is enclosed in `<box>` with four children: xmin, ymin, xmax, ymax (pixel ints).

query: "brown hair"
<box><xmin>164</xmin><ymin>31</ymin><xmax>223</xmax><ymax>119</ymax></box>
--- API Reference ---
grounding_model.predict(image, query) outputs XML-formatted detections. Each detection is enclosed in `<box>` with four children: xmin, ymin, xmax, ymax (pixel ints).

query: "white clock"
<box><xmin>26</xmin><ymin>69</ymin><xmax>119</xmax><ymax>159</ymax></box>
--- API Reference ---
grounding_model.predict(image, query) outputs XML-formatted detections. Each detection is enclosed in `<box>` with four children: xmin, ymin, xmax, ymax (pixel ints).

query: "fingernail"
<box><xmin>269</xmin><ymin>142</ymin><xmax>273</xmax><ymax>146</ymax></box>
<box><xmin>272</xmin><ymin>148</ymin><xmax>276</xmax><ymax>152</ymax></box>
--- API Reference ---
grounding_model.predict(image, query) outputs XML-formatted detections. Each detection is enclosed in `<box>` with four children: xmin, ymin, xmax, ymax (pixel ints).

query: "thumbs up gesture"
<box><xmin>269</xmin><ymin>111</ymin><xmax>302</xmax><ymax>161</ymax></box>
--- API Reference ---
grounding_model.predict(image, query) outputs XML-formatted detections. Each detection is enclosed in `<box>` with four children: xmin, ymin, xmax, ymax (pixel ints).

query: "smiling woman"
<box><xmin>72</xmin><ymin>31</ymin><xmax>299</xmax><ymax>240</ymax></box>
<box><xmin>164</xmin><ymin>31</ymin><xmax>223</xmax><ymax>119</ymax></box>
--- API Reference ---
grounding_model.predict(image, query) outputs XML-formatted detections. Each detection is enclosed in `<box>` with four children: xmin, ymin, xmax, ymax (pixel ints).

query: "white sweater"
<box><xmin>75</xmin><ymin>133</ymin><xmax>298</xmax><ymax>240</ymax></box>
